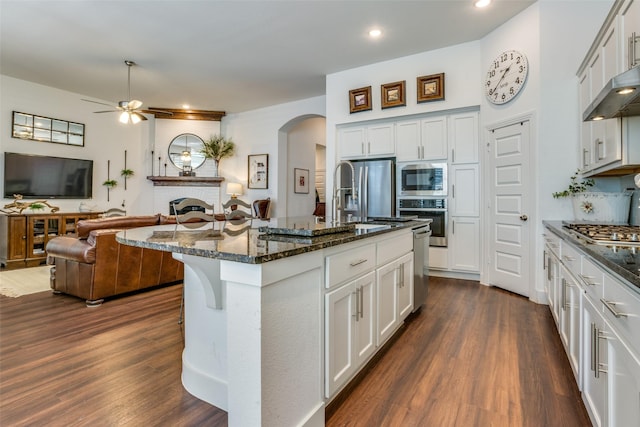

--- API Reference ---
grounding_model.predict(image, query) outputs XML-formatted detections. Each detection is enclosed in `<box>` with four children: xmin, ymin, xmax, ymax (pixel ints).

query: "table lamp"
<box><xmin>227</xmin><ymin>182</ymin><xmax>243</xmax><ymax>210</ymax></box>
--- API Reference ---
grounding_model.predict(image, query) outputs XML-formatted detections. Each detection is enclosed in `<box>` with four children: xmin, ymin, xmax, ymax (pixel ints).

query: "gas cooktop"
<box><xmin>563</xmin><ymin>222</ymin><xmax>640</xmax><ymax>247</ymax></box>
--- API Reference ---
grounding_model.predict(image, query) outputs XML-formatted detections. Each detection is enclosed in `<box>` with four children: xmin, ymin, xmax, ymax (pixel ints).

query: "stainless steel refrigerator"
<box><xmin>341</xmin><ymin>159</ymin><xmax>395</xmax><ymax>220</ymax></box>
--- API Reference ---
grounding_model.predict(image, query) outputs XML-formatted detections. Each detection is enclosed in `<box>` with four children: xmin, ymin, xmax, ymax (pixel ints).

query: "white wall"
<box><xmin>0</xmin><ymin>75</ymin><xmax>149</xmax><ymax>214</ymax></box>
<box><xmin>221</xmin><ymin>96</ymin><xmax>325</xmax><ymax>217</ymax></box>
<box><xmin>0</xmin><ymin>75</ymin><xmax>229</xmax><ymax>215</ymax></box>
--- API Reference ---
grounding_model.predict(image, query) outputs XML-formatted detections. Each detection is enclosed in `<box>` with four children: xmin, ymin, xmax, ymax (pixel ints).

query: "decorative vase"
<box><xmin>571</xmin><ymin>192</ymin><xmax>632</xmax><ymax>223</ymax></box>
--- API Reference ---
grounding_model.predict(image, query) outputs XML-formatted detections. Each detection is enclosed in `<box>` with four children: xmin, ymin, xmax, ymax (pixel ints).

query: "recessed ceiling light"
<box><xmin>617</xmin><ymin>88</ymin><xmax>635</xmax><ymax>95</ymax></box>
<box><xmin>591</xmin><ymin>116</ymin><xmax>604</xmax><ymax>121</ymax></box>
<box><xmin>369</xmin><ymin>29</ymin><xmax>382</xmax><ymax>38</ymax></box>
<box><xmin>475</xmin><ymin>0</ymin><xmax>491</xmax><ymax>8</ymax></box>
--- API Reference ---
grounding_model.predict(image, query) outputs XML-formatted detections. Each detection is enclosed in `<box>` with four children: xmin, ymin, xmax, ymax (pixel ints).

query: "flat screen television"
<box><xmin>3</xmin><ymin>152</ymin><xmax>93</xmax><ymax>199</ymax></box>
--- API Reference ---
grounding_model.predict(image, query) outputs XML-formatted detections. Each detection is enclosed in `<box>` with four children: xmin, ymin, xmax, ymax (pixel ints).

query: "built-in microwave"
<box><xmin>397</xmin><ymin>162</ymin><xmax>447</xmax><ymax>196</ymax></box>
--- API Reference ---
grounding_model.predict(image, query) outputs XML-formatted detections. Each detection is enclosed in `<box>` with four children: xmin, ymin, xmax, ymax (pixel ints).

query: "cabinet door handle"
<box><xmin>630</xmin><ymin>32</ymin><xmax>639</xmax><ymax>69</ymax></box>
<box><xmin>452</xmin><ymin>184</ymin><xmax>455</xmax><ymax>198</ymax></box>
<box><xmin>359</xmin><ymin>285</ymin><xmax>364</xmax><ymax>319</ymax></box>
<box><xmin>368</xmin><ymin>141</ymin><xmax>371</xmax><ymax>154</ymax></box>
<box><xmin>561</xmin><ymin>278</ymin><xmax>567</xmax><ymax>311</ymax></box>
<box><xmin>596</xmin><ymin>139</ymin><xmax>604</xmax><ymax>160</ymax></box>
<box><xmin>579</xmin><ymin>274</ymin><xmax>598</xmax><ymax>286</ymax></box>
<box><xmin>349</xmin><ymin>258</ymin><xmax>368</xmax><ymax>267</ymax></box>
<box><xmin>451</xmin><ymin>148</ymin><xmax>455</xmax><ymax>163</ymax></box>
<box><xmin>417</xmin><ymin>146</ymin><xmax>421</xmax><ymax>158</ymax></box>
<box><xmin>601</xmin><ymin>298</ymin><xmax>628</xmax><ymax>318</ymax></box>
<box><xmin>452</xmin><ymin>220</ymin><xmax>455</xmax><ymax>234</ymax></box>
<box><xmin>543</xmin><ymin>250</ymin><xmax>547</xmax><ymax>270</ymax></box>
<box><xmin>361</xmin><ymin>142</ymin><xmax>365</xmax><ymax>155</ymax></box>
<box><xmin>421</xmin><ymin>146</ymin><xmax>424</xmax><ymax>159</ymax></box>
<box><xmin>353</xmin><ymin>288</ymin><xmax>360</xmax><ymax>321</ymax></box>
<box><xmin>583</xmin><ymin>148</ymin><xmax>590</xmax><ymax>167</ymax></box>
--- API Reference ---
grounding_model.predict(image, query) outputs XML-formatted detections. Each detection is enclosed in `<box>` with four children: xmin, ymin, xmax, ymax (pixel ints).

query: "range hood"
<box><xmin>583</xmin><ymin>66</ymin><xmax>640</xmax><ymax>121</ymax></box>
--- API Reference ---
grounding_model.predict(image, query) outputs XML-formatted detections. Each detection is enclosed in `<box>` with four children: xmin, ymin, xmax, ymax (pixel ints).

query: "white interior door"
<box><xmin>488</xmin><ymin>121</ymin><xmax>531</xmax><ymax>297</ymax></box>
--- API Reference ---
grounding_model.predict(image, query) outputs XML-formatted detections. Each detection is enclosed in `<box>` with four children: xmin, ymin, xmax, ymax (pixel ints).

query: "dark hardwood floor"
<box><xmin>0</xmin><ymin>277</ymin><xmax>590</xmax><ymax>426</ymax></box>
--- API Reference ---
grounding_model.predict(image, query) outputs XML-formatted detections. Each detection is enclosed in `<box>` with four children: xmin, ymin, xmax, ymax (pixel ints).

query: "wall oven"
<box><xmin>397</xmin><ymin>162</ymin><xmax>447</xmax><ymax>197</ymax></box>
<box><xmin>398</xmin><ymin>198</ymin><xmax>447</xmax><ymax>247</ymax></box>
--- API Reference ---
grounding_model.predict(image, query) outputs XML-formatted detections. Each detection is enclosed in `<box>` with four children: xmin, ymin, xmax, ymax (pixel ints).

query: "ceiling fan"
<box><xmin>83</xmin><ymin>60</ymin><xmax>169</xmax><ymax>124</ymax></box>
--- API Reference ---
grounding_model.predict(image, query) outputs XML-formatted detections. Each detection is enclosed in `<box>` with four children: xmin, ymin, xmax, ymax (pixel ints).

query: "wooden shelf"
<box><xmin>146</xmin><ymin>176</ymin><xmax>225</xmax><ymax>187</ymax></box>
<box><xmin>144</xmin><ymin>108</ymin><xmax>226</xmax><ymax>121</ymax></box>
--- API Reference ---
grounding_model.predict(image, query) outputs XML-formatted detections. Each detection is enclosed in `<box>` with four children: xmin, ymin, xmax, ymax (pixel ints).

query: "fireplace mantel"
<box><xmin>147</xmin><ymin>176</ymin><xmax>225</xmax><ymax>187</ymax></box>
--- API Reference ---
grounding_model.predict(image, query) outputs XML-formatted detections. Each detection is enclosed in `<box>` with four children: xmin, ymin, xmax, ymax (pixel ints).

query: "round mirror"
<box><xmin>168</xmin><ymin>133</ymin><xmax>206</xmax><ymax>170</ymax></box>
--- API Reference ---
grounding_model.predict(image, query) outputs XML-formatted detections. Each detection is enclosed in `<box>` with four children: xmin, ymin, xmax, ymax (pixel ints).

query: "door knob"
<box><xmin>520</xmin><ymin>214</ymin><xmax>528</xmax><ymax>221</ymax></box>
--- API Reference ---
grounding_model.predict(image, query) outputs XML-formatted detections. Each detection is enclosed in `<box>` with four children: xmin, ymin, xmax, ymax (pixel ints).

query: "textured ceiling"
<box><xmin>0</xmin><ymin>0</ymin><xmax>535</xmax><ymax>114</ymax></box>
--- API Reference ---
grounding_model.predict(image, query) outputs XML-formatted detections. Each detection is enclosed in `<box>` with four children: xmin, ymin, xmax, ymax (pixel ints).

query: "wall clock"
<box><xmin>485</xmin><ymin>50</ymin><xmax>528</xmax><ymax>104</ymax></box>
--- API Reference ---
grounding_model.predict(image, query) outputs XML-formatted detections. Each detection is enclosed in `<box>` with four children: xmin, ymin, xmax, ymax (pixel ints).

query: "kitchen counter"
<box><xmin>116</xmin><ymin>215</ymin><xmax>424</xmax><ymax>264</ymax></box>
<box><xmin>543</xmin><ymin>221</ymin><xmax>640</xmax><ymax>293</ymax></box>
<box><xmin>116</xmin><ymin>217</ymin><xmax>422</xmax><ymax>427</ymax></box>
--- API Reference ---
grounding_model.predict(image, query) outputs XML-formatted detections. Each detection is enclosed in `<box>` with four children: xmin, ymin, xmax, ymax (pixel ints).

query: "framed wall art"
<box><xmin>348</xmin><ymin>86</ymin><xmax>372</xmax><ymax>113</ymax></box>
<box><xmin>248</xmin><ymin>154</ymin><xmax>268</xmax><ymax>189</ymax></box>
<box><xmin>294</xmin><ymin>168</ymin><xmax>309</xmax><ymax>194</ymax></box>
<box><xmin>381</xmin><ymin>80</ymin><xmax>406</xmax><ymax>109</ymax></box>
<box><xmin>417</xmin><ymin>73</ymin><xmax>445</xmax><ymax>103</ymax></box>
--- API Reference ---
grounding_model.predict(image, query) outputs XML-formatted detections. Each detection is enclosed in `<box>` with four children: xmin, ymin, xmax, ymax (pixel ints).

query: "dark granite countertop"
<box><xmin>116</xmin><ymin>216</ymin><xmax>427</xmax><ymax>265</ymax></box>
<box><xmin>543</xmin><ymin>221</ymin><xmax>640</xmax><ymax>294</ymax></box>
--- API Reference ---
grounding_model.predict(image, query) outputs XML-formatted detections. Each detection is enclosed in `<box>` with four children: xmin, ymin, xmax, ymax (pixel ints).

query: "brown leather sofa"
<box><xmin>46</xmin><ymin>214</ymin><xmax>184</xmax><ymax>306</ymax></box>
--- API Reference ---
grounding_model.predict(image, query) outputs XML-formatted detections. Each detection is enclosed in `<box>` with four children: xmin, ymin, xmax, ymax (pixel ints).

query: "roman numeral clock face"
<box><xmin>485</xmin><ymin>50</ymin><xmax>528</xmax><ymax>104</ymax></box>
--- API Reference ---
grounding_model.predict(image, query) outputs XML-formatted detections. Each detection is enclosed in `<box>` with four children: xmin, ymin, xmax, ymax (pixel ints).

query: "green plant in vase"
<box><xmin>552</xmin><ymin>170</ymin><xmax>594</xmax><ymax>198</ymax></box>
<box><xmin>201</xmin><ymin>134</ymin><xmax>236</xmax><ymax>176</ymax></box>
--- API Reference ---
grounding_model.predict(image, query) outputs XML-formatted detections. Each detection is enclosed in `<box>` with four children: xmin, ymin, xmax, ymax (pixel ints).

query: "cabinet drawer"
<box><xmin>580</xmin><ymin>257</ymin><xmax>604</xmax><ymax>301</ymax></box>
<box><xmin>602</xmin><ymin>272</ymin><xmax>640</xmax><ymax>356</ymax></box>
<box><xmin>376</xmin><ymin>232</ymin><xmax>412</xmax><ymax>266</ymax></box>
<box><xmin>561</xmin><ymin>243</ymin><xmax>581</xmax><ymax>273</ymax></box>
<box><xmin>543</xmin><ymin>231</ymin><xmax>561</xmax><ymax>258</ymax></box>
<box><xmin>326</xmin><ymin>243</ymin><xmax>376</xmax><ymax>289</ymax></box>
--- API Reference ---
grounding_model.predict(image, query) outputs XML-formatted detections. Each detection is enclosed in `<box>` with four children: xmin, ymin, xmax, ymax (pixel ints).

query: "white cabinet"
<box><xmin>543</xmin><ymin>236</ymin><xmax>561</xmax><ymax>325</ymax></box>
<box><xmin>560</xmin><ymin>267</ymin><xmax>582</xmax><ymax>383</ymax></box>
<box><xmin>339</xmin><ymin>123</ymin><xmax>395</xmax><ymax>159</ymax></box>
<box><xmin>607</xmin><ymin>328</ymin><xmax>640</xmax><ymax>427</ymax></box>
<box><xmin>395</xmin><ymin>117</ymin><xmax>447</xmax><ymax>162</ymax></box>
<box><xmin>579</xmin><ymin>70</ymin><xmax>593</xmax><ymax>170</ymax></box>
<box><xmin>325</xmin><ymin>271</ymin><xmax>376</xmax><ymax>397</ymax></box>
<box><xmin>449</xmin><ymin>112</ymin><xmax>478</xmax><ymax>164</ymax></box>
<box><xmin>582</xmin><ymin>295</ymin><xmax>608</xmax><ymax>427</ymax></box>
<box><xmin>543</xmin><ymin>224</ymin><xmax>640</xmax><ymax>427</ymax></box>
<box><xmin>395</xmin><ymin>120</ymin><xmax>421</xmax><ymax>162</ymax></box>
<box><xmin>450</xmin><ymin>164</ymin><xmax>479</xmax><ymax>217</ymax></box>
<box><xmin>376</xmin><ymin>252</ymin><xmax>413</xmax><ymax>346</ymax></box>
<box><xmin>621</xmin><ymin>0</ymin><xmax>640</xmax><ymax>70</ymax></box>
<box><xmin>449</xmin><ymin>217</ymin><xmax>480</xmax><ymax>272</ymax></box>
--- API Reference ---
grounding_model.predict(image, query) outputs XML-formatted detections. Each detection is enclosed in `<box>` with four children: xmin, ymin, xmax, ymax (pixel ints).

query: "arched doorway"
<box><xmin>277</xmin><ymin>114</ymin><xmax>326</xmax><ymax>218</ymax></box>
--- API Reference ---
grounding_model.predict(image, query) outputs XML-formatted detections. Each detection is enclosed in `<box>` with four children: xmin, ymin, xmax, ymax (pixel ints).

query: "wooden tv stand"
<box><xmin>0</xmin><ymin>211</ymin><xmax>102</xmax><ymax>270</ymax></box>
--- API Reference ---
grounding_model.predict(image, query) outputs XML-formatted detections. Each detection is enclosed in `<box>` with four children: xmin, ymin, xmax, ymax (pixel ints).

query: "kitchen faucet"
<box><xmin>332</xmin><ymin>160</ymin><xmax>357</xmax><ymax>225</ymax></box>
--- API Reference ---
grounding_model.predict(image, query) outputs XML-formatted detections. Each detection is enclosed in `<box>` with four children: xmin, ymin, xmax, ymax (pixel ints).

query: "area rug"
<box><xmin>0</xmin><ymin>266</ymin><xmax>51</xmax><ymax>297</ymax></box>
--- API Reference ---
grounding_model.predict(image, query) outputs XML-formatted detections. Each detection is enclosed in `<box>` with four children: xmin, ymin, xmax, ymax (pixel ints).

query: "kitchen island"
<box><xmin>116</xmin><ymin>217</ymin><xmax>421</xmax><ymax>427</ymax></box>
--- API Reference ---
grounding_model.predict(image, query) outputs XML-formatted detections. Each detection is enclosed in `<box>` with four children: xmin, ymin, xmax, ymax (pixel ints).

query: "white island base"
<box><xmin>174</xmin><ymin>250</ymin><xmax>325</xmax><ymax>427</ymax></box>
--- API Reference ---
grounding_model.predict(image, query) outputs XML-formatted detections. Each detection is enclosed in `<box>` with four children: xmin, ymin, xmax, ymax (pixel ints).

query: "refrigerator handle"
<box><xmin>363</xmin><ymin>166</ymin><xmax>369</xmax><ymax>221</ymax></box>
<box><xmin>358</xmin><ymin>167</ymin><xmax>364</xmax><ymax>221</ymax></box>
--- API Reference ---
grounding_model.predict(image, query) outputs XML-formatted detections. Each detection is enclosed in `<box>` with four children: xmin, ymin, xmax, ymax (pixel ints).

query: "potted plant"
<box><xmin>120</xmin><ymin>168</ymin><xmax>134</xmax><ymax>178</ymax></box>
<box><xmin>28</xmin><ymin>202</ymin><xmax>45</xmax><ymax>212</ymax></box>
<box><xmin>103</xmin><ymin>179</ymin><xmax>118</xmax><ymax>188</ymax></box>
<box><xmin>201</xmin><ymin>134</ymin><xmax>236</xmax><ymax>176</ymax></box>
<box><xmin>553</xmin><ymin>170</ymin><xmax>631</xmax><ymax>222</ymax></box>
<box><xmin>552</xmin><ymin>170</ymin><xmax>594</xmax><ymax>199</ymax></box>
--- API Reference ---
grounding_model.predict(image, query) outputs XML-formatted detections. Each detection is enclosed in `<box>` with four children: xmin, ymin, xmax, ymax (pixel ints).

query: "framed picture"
<box><xmin>349</xmin><ymin>86</ymin><xmax>372</xmax><ymax>113</ymax></box>
<box><xmin>381</xmin><ymin>81</ymin><xmax>406</xmax><ymax>109</ymax></box>
<box><xmin>417</xmin><ymin>73</ymin><xmax>445</xmax><ymax>103</ymax></box>
<box><xmin>248</xmin><ymin>154</ymin><xmax>268</xmax><ymax>189</ymax></box>
<box><xmin>294</xmin><ymin>168</ymin><xmax>309</xmax><ymax>194</ymax></box>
